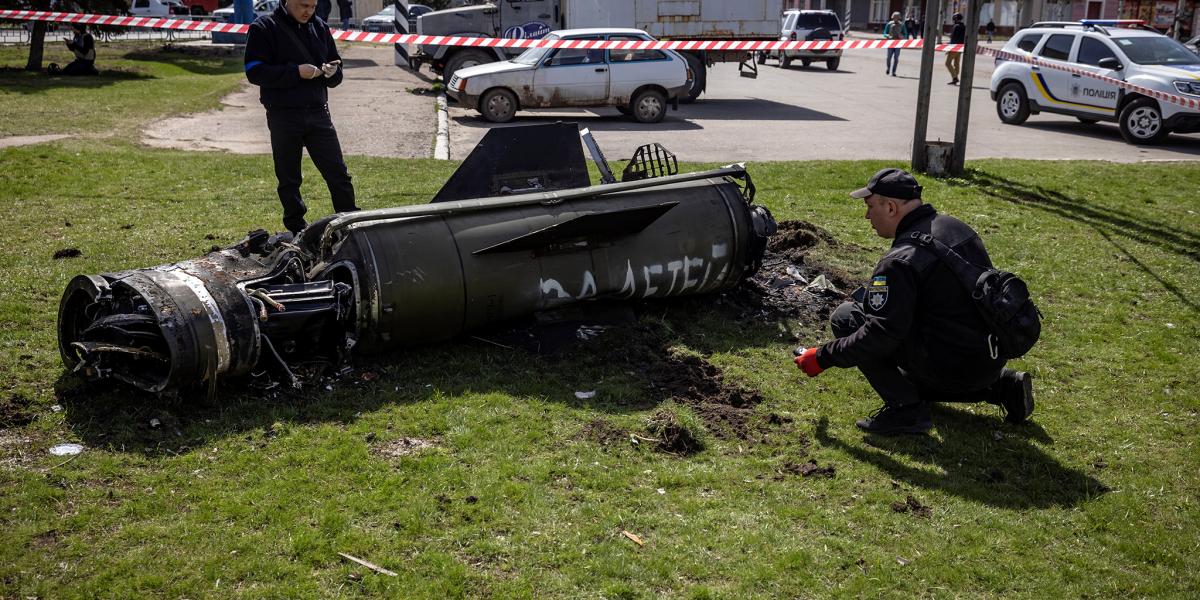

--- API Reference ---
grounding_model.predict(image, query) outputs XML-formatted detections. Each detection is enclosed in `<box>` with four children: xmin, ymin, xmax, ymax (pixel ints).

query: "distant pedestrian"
<box><xmin>337</xmin><ymin>0</ymin><xmax>352</xmax><ymax>29</ymax></box>
<box><xmin>883</xmin><ymin>12</ymin><xmax>906</xmax><ymax>77</ymax></box>
<box><xmin>946</xmin><ymin>13</ymin><xmax>966</xmax><ymax>85</ymax></box>
<box><xmin>48</xmin><ymin>23</ymin><xmax>98</xmax><ymax>76</ymax></box>
<box><xmin>986</xmin><ymin>19</ymin><xmax>995</xmax><ymax>43</ymax></box>
<box><xmin>316</xmin><ymin>0</ymin><xmax>332</xmax><ymax>23</ymax></box>
<box><xmin>904</xmin><ymin>13</ymin><xmax>919</xmax><ymax>39</ymax></box>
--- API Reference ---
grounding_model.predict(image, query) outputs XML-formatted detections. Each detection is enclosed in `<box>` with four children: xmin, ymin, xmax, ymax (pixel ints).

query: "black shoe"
<box><xmin>1000</xmin><ymin>371</ymin><xmax>1034</xmax><ymax>423</ymax></box>
<box><xmin>855</xmin><ymin>403</ymin><xmax>932</xmax><ymax>435</ymax></box>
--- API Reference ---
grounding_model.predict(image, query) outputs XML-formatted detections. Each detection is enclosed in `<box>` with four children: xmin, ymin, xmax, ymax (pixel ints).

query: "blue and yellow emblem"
<box><xmin>868</xmin><ymin>276</ymin><xmax>888</xmax><ymax>310</ymax></box>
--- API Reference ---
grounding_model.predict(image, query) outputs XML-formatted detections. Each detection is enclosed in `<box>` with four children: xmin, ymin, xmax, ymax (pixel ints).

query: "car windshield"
<box><xmin>512</xmin><ymin>34</ymin><xmax>559</xmax><ymax>65</ymax></box>
<box><xmin>377</xmin><ymin>5</ymin><xmax>394</xmax><ymax>15</ymax></box>
<box><xmin>1113</xmin><ymin>36</ymin><xmax>1200</xmax><ymax>65</ymax></box>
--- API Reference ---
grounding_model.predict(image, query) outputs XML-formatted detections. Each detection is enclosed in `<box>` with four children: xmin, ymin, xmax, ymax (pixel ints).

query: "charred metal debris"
<box><xmin>57</xmin><ymin>124</ymin><xmax>778</xmax><ymax>394</ymax></box>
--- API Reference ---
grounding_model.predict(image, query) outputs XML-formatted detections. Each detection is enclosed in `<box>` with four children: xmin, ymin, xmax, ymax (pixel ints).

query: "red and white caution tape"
<box><xmin>3</xmin><ymin>10</ymin><xmax>1197</xmax><ymax>110</ymax></box>
<box><xmin>0</xmin><ymin>11</ymin><xmax>974</xmax><ymax>51</ymax></box>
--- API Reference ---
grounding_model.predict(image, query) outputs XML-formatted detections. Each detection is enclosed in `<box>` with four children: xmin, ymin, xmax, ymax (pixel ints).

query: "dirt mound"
<box><xmin>645</xmin><ymin>407</ymin><xmax>705</xmax><ymax>455</ymax></box>
<box><xmin>714</xmin><ymin>220</ymin><xmax>858</xmax><ymax>324</ymax></box>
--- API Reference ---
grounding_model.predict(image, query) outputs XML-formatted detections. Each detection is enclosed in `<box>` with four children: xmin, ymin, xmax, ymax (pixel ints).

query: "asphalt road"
<box><xmin>446</xmin><ymin>44</ymin><xmax>1200</xmax><ymax>164</ymax></box>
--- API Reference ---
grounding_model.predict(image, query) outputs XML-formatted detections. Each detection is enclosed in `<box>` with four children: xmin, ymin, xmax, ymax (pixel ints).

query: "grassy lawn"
<box><xmin>1</xmin><ymin>41</ymin><xmax>1198</xmax><ymax>598</ymax></box>
<box><xmin>0</xmin><ymin>41</ymin><xmax>244</xmax><ymax>138</ymax></box>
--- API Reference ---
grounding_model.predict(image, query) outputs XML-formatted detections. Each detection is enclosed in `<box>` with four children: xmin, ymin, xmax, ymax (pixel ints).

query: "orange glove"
<box><xmin>794</xmin><ymin>347</ymin><xmax>824</xmax><ymax>377</ymax></box>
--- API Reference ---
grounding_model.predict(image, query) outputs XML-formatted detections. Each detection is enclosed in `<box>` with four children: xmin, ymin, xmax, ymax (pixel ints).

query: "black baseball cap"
<box><xmin>849</xmin><ymin>168</ymin><xmax>923</xmax><ymax>200</ymax></box>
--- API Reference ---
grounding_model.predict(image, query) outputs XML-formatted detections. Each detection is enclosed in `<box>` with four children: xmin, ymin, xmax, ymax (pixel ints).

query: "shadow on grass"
<box><xmin>0</xmin><ymin>66</ymin><xmax>154</xmax><ymax>93</ymax></box>
<box><xmin>53</xmin><ymin>294</ymin><xmax>801</xmax><ymax>457</ymax></box>
<box><xmin>120</xmin><ymin>49</ymin><xmax>243</xmax><ymax>75</ymax></box>
<box><xmin>957</xmin><ymin>170</ymin><xmax>1199</xmax><ymax>263</ymax></box>
<box><xmin>955</xmin><ymin>169</ymin><xmax>1199</xmax><ymax>313</ymax></box>
<box><xmin>814</xmin><ymin>408</ymin><xmax>1109</xmax><ymax>509</ymax></box>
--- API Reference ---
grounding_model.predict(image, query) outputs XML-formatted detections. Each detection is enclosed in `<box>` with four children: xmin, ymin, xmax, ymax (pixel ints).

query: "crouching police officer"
<box><xmin>245</xmin><ymin>0</ymin><xmax>358</xmax><ymax>236</ymax></box>
<box><xmin>794</xmin><ymin>168</ymin><xmax>1034</xmax><ymax>434</ymax></box>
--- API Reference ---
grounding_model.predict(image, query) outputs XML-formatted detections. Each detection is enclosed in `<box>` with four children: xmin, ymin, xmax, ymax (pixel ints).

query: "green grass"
<box><xmin>0</xmin><ymin>41</ymin><xmax>244</xmax><ymax>137</ymax></box>
<box><xmin>1</xmin><ymin>42</ymin><xmax>1199</xmax><ymax>598</ymax></box>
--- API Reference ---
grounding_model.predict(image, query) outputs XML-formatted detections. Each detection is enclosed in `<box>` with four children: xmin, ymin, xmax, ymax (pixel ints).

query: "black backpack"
<box><xmin>905</xmin><ymin>232</ymin><xmax>1042</xmax><ymax>359</ymax></box>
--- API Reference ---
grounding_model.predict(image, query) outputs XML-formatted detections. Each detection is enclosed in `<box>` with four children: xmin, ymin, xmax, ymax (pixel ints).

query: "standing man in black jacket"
<box><xmin>794</xmin><ymin>168</ymin><xmax>1034</xmax><ymax>434</ymax></box>
<box><xmin>945</xmin><ymin>12</ymin><xmax>966</xmax><ymax>85</ymax></box>
<box><xmin>245</xmin><ymin>0</ymin><xmax>358</xmax><ymax>235</ymax></box>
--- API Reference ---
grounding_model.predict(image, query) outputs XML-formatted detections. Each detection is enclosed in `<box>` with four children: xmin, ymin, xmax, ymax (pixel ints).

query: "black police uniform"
<box><xmin>245</xmin><ymin>5</ymin><xmax>357</xmax><ymax>234</ymax></box>
<box><xmin>815</xmin><ymin>204</ymin><xmax>1007</xmax><ymax>407</ymax></box>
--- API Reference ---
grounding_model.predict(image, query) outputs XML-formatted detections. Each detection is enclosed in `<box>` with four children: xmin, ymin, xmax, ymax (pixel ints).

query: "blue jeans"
<box><xmin>886</xmin><ymin>48</ymin><xmax>900</xmax><ymax>74</ymax></box>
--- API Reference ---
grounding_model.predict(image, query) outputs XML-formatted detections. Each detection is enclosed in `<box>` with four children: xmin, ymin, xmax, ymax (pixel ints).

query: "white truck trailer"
<box><xmin>394</xmin><ymin>0</ymin><xmax>784</xmax><ymax>102</ymax></box>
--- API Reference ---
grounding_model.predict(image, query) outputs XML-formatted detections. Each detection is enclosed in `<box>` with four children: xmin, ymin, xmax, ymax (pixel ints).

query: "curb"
<box><xmin>434</xmin><ymin>93</ymin><xmax>449</xmax><ymax>160</ymax></box>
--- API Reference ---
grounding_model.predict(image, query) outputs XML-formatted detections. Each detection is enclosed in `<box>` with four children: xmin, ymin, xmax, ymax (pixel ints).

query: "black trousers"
<box><xmin>266</xmin><ymin>107</ymin><xmax>357</xmax><ymax>234</ymax></box>
<box><xmin>830</xmin><ymin>301</ymin><xmax>1005</xmax><ymax>407</ymax></box>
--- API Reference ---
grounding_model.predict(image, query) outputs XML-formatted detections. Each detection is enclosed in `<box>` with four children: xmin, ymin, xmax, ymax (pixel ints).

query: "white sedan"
<box><xmin>447</xmin><ymin>28</ymin><xmax>693</xmax><ymax>124</ymax></box>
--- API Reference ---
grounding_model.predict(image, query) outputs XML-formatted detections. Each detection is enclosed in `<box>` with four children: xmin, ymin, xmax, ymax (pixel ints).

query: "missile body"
<box><xmin>57</xmin><ymin>125</ymin><xmax>775</xmax><ymax>393</ymax></box>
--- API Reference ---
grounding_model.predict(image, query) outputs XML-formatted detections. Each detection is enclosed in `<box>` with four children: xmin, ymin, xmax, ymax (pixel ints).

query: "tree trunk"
<box><xmin>25</xmin><ymin>21</ymin><xmax>47</xmax><ymax>72</ymax></box>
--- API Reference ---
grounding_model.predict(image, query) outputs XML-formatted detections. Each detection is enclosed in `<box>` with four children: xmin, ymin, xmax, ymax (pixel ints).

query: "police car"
<box><xmin>990</xmin><ymin>20</ymin><xmax>1200</xmax><ymax>144</ymax></box>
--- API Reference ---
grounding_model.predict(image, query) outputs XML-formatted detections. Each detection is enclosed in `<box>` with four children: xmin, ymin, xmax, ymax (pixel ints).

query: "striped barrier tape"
<box><xmin>3</xmin><ymin>10</ymin><xmax>1197</xmax><ymax>110</ymax></box>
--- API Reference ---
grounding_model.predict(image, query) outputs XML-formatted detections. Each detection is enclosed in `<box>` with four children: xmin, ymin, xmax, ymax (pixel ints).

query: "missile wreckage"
<box><xmin>57</xmin><ymin>124</ymin><xmax>777</xmax><ymax>394</ymax></box>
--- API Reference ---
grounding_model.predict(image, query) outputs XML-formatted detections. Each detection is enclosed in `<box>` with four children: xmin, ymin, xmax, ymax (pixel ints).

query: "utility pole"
<box><xmin>949</xmin><ymin>0</ymin><xmax>981</xmax><ymax>175</ymax></box>
<box><xmin>911</xmin><ymin>0</ymin><xmax>943</xmax><ymax>172</ymax></box>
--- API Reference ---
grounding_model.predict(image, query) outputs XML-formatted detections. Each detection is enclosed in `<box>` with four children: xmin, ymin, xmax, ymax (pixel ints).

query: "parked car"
<box><xmin>759</xmin><ymin>9</ymin><xmax>844</xmax><ymax>70</ymax></box>
<box><xmin>990</xmin><ymin>20</ymin><xmax>1200</xmax><ymax>144</ymax></box>
<box><xmin>128</xmin><ymin>0</ymin><xmax>190</xmax><ymax>17</ymax></box>
<box><xmin>212</xmin><ymin>0</ymin><xmax>278</xmax><ymax>23</ymax></box>
<box><xmin>447</xmin><ymin>28</ymin><xmax>693</xmax><ymax>124</ymax></box>
<box><xmin>1186</xmin><ymin>34</ymin><xmax>1200</xmax><ymax>55</ymax></box>
<box><xmin>360</xmin><ymin>4</ymin><xmax>397</xmax><ymax>32</ymax></box>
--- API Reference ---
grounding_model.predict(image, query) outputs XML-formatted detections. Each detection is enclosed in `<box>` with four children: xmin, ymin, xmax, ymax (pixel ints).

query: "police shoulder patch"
<box><xmin>867</xmin><ymin>283</ymin><xmax>889</xmax><ymax>311</ymax></box>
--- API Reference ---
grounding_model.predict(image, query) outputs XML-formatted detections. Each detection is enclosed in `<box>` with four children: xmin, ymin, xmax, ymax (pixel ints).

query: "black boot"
<box><xmin>855</xmin><ymin>402</ymin><xmax>932</xmax><ymax>435</ymax></box>
<box><xmin>989</xmin><ymin>369</ymin><xmax>1034</xmax><ymax>423</ymax></box>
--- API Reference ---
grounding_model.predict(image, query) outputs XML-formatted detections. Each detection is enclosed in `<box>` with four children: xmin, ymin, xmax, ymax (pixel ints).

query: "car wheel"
<box><xmin>1076</xmin><ymin>117</ymin><xmax>1100</xmax><ymax>124</ymax></box>
<box><xmin>756</xmin><ymin>51</ymin><xmax>767</xmax><ymax>65</ymax></box>
<box><xmin>995</xmin><ymin>82</ymin><xmax>1030</xmax><ymax>125</ymax></box>
<box><xmin>800</xmin><ymin>58</ymin><xmax>812</xmax><ymax>68</ymax></box>
<box><xmin>443</xmin><ymin>49</ymin><xmax>492</xmax><ymax>87</ymax></box>
<box><xmin>826</xmin><ymin>58</ymin><xmax>840</xmax><ymax>71</ymax></box>
<box><xmin>681</xmin><ymin>53</ymin><xmax>705</xmax><ymax>104</ymax></box>
<box><xmin>1118</xmin><ymin>98</ymin><xmax>1169</xmax><ymax>145</ymax></box>
<box><xmin>631</xmin><ymin>89</ymin><xmax>667</xmax><ymax>124</ymax></box>
<box><xmin>479</xmin><ymin>88</ymin><xmax>517</xmax><ymax>123</ymax></box>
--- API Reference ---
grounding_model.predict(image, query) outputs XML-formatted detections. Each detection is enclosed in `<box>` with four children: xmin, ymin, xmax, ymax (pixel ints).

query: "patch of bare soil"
<box><xmin>891</xmin><ymin>495</ymin><xmax>932</xmax><ymax>518</ymax></box>
<box><xmin>372</xmin><ymin>437</ymin><xmax>438</xmax><ymax>458</ymax></box>
<box><xmin>774</xmin><ymin>459</ymin><xmax>836</xmax><ymax>480</ymax></box>
<box><xmin>0</xmin><ymin>393</ymin><xmax>37</xmax><ymax>428</ymax></box>
<box><xmin>561</xmin><ymin>220</ymin><xmax>857</xmax><ymax>447</ymax></box>
<box><xmin>716</xmin><ymin>220</ymin><xmax>857</xmax><ymax>325</ymax></box>
<box><xmin>580</xmin><ymin>418</ymin><xmax>628</xmax><ymax>447</ymax></box>
<box><xmin>52</xmin><ymin>248</ymin><xmax>82</xmax><ymax>260</ymax></box>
